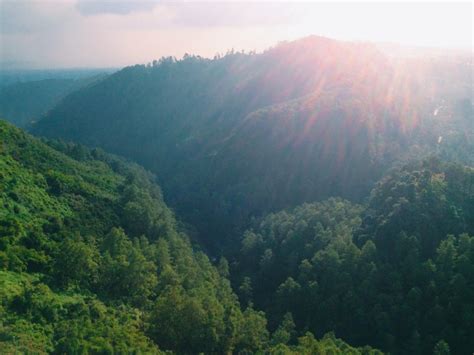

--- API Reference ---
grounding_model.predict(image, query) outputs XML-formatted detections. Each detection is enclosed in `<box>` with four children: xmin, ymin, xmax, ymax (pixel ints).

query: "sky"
<box><xmin>0</xmin><ymin>0</ymin><xmax>472</xmax><ymax>69</ymax></box>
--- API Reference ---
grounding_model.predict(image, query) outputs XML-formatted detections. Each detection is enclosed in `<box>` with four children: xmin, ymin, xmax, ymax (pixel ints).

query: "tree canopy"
<box><xmin>0</xmin><ymin>120</ymin><xmax>381</xmax><ymax>353</ymax></box>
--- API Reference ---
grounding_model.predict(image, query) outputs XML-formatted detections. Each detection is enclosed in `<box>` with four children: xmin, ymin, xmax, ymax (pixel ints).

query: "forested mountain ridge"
<box><xmin>2</xmin><ymin>35</ymin><xmax>473</xmax><ymax>354</ymax></box>
<box><xmin>31</xmin><ymin>36</ymin><xmax>473</xmax><ymax>251</ymax></box>
<box><xmin>0</xmin><ymin>74</ymin><xmax>108</xmax><ymax>128</ymax></box>
<box><xmin>0</xmin><ymin>120</ymin><xmax>383</xmax><ymax>353</ymax></box>
<box><xmin>0</xmin><ymin>69</ymin><xmax>113</xmax><ymax>88</ymax></box>
<box><xmin>32</xmin><ymin>37</ymin><xmax>474</xmax><ymax>247</ymax></box>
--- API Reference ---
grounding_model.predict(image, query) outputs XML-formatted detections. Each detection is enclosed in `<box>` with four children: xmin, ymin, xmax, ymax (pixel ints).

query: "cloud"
<box><xmin>75</xmin><ymin>0</ymin><xmax>159</xmax><ymax>16</ymax></box>
<box><xmin>74</xmin><ymin>0</ymin><xmax>302</xmax><ymax>24</ymax></box>
<box><xmin>1</xmin><ymin>1</ymin><xmax>53</xmax><ymax>34</ymax></box>
<box><xmin>0</xmin><ymin>0</ymin><xmax>82</xmax><ymax>36</ymax></box>
<box><xmin>169</xmin><ymin>2</ymin><xmax>301</xmax><ymax>28</ymax></box>
<box><xmin>0</xmin><ymin>1</ymin><xmax>471</xmax><ymax>69</ymax></box>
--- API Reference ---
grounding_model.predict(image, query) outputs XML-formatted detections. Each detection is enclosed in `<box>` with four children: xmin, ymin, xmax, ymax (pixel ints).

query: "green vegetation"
<box><xmin>0</xmin><ymin>120</ymin><xmax>380</xmax><ymax>353</ymax></box>
<box><xmin>32</xmin><ymin>37</ymin><xmax>472</xmax><ymax>253</ymax></box>
<box><xmin>0</xmin><ymin>75</ymin><xmax>107</xmax><ymax>128</ymax></box>
<box><xmin>2</xmin><ymin>36</ymin><xmax>473</xmax><ymax>354</ymax></box>
<box><xmin>235</xmin><ymin>159</ymin><xmax>474</xmax><ymax>354</ymax></box>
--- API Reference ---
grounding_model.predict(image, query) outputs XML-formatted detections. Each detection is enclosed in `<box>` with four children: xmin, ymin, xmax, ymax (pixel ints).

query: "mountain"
<box><xmin>0</xmin><ymin>74</ymin><xmax>108</xmax><ymax>128</ymax></box>
<box><xmin>3</xmin><ymin>35</ymin><xmax>473</xmax><ymax>354</ymax></box>
<box><xmin>0</xmin><ymin>120</ymin><xmax>382</xmax><ymax>354</ymax></box>
<box><xmin>31</xmin><ymin>36</ymin><xmax>473</xmax><ymax>252</ymax></box>
<box><xmin>0</xmin><ymin>68</ymin><xmax>114</xmax><ymax>87</ymax></box>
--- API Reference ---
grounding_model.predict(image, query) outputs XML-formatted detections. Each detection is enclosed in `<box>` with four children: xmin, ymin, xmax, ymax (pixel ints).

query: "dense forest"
<box><xmin>234</xmin><ymin>159</ymin><xmax>474</xmax><ymax>354</ymax></box>
<box><xmin>1</xmin><ymin>36</ymin><xmax>473</xmax><ymax>354</ymax></box>
<box><xmin>32</xmin><ymin>37</ymin><xmax>473</xmax><ymax>251</ymax></box>
<box><xmin>0</xmin><ymin>120</ymin><xmax>385</xmax><ymax>353</ymax></box>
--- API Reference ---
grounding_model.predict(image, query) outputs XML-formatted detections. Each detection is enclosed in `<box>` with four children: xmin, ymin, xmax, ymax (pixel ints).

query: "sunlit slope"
<box><xmin>31</xmin><ymin>36</ymin><xmax>473</xmax><ymax>248</ymax></box>
<box><xmin>0</xmin><ymin>120</ymin><xmax>242</xmax><ymax>353</ymax></box>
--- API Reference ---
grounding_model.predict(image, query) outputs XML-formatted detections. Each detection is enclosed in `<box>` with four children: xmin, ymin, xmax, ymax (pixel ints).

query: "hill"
<box><xmin>31</xmin><ymin>37</ymin><xmax>473</xmax><ymax>251</ymax></box>
<box><xmin>234</xmin><ymin>158</ymin><xmax>474</xmax><ymax>354</ymax></box>
<box><xmin>0</xmin><ymin>74</ymin><xmax>108</xmax><ymax>128</ymax></box>
<box><xmin>0</xmin><ymin>120</ymin><xmax>382</xmax><ymax>353</ymax></box>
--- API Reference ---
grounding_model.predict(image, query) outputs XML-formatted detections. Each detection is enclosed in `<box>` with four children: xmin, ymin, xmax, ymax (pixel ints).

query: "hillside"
<box><xmin>31</xmin><ymin>36</ymin><xmax>473</xmax><ymax>251</ymax></box>
<box><xmin>0</xmin><ymin>69</ymin><xmax>113</xmax><ymax>87</ymax></box>
<box><xmin>0</xmin><ymin>74</ymin><xmax>108</xmax><ymax>128</ymax></box>
<box><xmin>2</xmin><ymin>32</ymin><xmax>473</xmax><ymax>354</ymax></box>
<box><xmin>0</xmin><ymin>120</ymin><xmax>382</xmax><ymax>353</ymax></box>
<box><xmin>234</xmin><ymin>158</ymin><xmax>474</xmax><ymax>354</ymax></box>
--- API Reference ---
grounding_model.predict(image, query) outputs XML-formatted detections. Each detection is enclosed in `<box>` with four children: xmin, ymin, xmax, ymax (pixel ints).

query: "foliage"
<box><xmin>235</xmin><ymin>159</ymin><xmax>474</xmax><ymax>354</ymax></box>
<box><xmin>0</xmin><ymin>120</ymin><xmax>377</xmax><ymax>353</ymax></box>
<box><xmin>0</xmin><ymin>121</ymin><xmax>243</xmax><ymax>352</ymax></box>
<box><xmin>3</xmin><ymin>36</ymin><xmax>472</xmax><ymax>354</ymax></box>
<box><xmin>32</xmin><ymin>37</ymin><xmax>472</xmax><ymax>251</ymax></box>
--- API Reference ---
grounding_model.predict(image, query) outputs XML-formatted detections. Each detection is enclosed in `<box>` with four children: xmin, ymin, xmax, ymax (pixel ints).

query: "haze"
<box><xmin>0</xmin><ymin>0</ymin><xmax>472</xmax><ymax>69</ymax></box>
